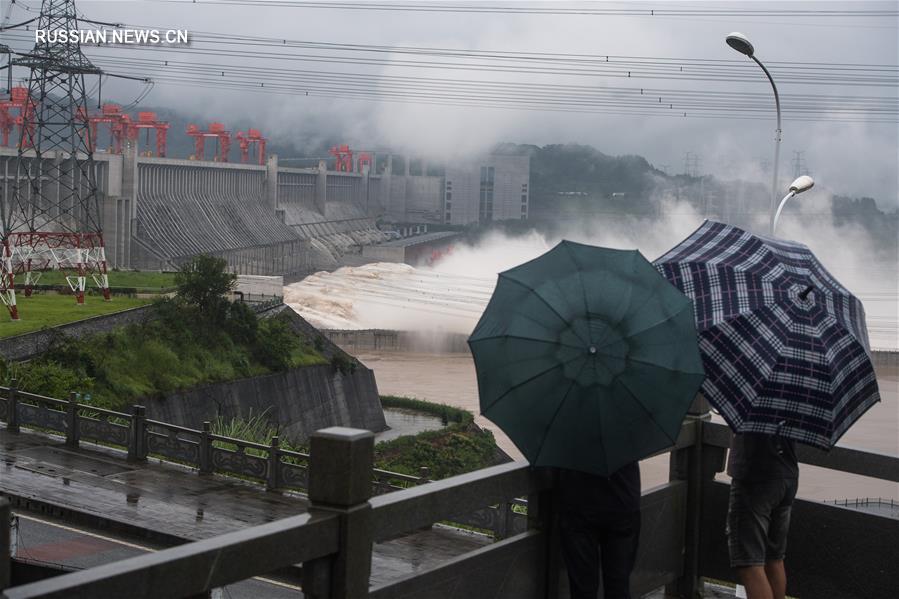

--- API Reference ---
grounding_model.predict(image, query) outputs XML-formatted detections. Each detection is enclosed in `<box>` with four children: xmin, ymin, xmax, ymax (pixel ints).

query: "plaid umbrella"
<box><xmin>469</xmin><ymin>241</ymin><xmax>705</xmax><ymax>476</ymax></box>
<box><xmin>654</xmin><ymin>220</ymin><xmax>881</xmax><ymax>448</ymax></box>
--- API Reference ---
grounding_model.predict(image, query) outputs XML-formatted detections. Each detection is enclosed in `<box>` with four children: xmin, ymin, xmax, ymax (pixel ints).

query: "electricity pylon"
<box><xmin>0</xmin><ymin>0</ymin><xmax>110</xmax><ymax>321</ymax></box>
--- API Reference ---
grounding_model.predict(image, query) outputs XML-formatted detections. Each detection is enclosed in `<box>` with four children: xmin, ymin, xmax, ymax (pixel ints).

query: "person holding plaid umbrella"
<box><xmin>655</xmin><ymin>220</ymin><xmax>881</xmax><ymax>599</ymax></box>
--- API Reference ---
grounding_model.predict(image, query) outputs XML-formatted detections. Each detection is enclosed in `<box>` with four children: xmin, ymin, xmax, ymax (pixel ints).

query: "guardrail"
<box><xmin>2</xmin><ymin>390</ymin><xmax>896</xmax><ymax>598</ymax></box>
<box><xmin>0</xmin><ymin>382</ymin><xmax>527</xmax><ymax>537</ymax></box>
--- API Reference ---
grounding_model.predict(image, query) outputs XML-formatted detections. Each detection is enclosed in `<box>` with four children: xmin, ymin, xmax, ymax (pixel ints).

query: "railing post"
<box><xmin>302</xmin><ymin>427</ymin><xmax>374</xmax><ymax>599</ymax></box>
<box><xmin>666</xmin><ymin>394</ymin><xmax>726</xmax><ymax>598</ymax></box>
<box><xmin>66</xmin><ymin>392</ymin><xmax>80</xmax><ymax>448</ymax></box>
<box><xmin>128</xmin><ymin>405</ymin><xmax>147</xmax><ymax>462</ymax></box>
<box><xmin>266</xmin><ymin>436</ymin><xmax>281</xmax><ymax>491</ymax></box>
<box><xmin>7</xmin><ymin>379</ymin><xmax>19</xmax><ymax>433</ymax></box>
<box><xmin>493</xmin><ymin>502</ymin><xmax>509</xmax><ymax>540</ymax></box>
<box><xmin>1</xmin><ymin>498</ymin><xmax>10</xmax><ymax>591</ymax></box>
<box><xmin>199</xmin><ymin>421</ymin><xmax>213</xmax><ymax>474</ymax></box>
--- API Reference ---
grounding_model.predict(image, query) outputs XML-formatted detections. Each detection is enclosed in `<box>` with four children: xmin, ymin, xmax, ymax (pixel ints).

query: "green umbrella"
<box><xmin>468</xmin><ymin>241</ymin><xmax>705</xmax><ymax>476</ymax></box>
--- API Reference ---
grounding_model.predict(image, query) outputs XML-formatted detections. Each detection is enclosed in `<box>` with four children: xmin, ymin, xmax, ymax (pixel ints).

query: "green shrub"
<box><xmin>255</xmin><ymin>316</ymin><xmax>298</xmax><ymax>371</ymax></box>
<box><xmin>1</xmin><ymin>360</ymin><xmax>93</xmax><ymax>399</ymax></box>
<box><xmin>374</xmin><ymin>423</ymin><xmax>497</xmax><ymax>479</ymax></box>
<box><xmin>375</xmin><ymin>397</ymin><xmax>497</xmax><ymax>479</ymax></box>
<box><xmin>174</xmin><ymin>255</ymin><xmax>236</xmax><ymax>325</ymax></box>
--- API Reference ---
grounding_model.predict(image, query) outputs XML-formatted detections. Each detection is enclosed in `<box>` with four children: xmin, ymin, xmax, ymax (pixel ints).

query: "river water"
<box><xmin>359</xmin><ymin>351</ymin><xmax>898</xmax><ymax>502</ymax></box>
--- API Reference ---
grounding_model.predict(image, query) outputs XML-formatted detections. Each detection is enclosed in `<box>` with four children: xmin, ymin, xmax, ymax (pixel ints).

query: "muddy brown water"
<box><xmin>359</xmin><ymin>351</ymin><xmax>898</xmax><ymax>502</ymax></box>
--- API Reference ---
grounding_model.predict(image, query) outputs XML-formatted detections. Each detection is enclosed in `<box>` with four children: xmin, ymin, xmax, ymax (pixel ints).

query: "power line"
<box><xmin>146</xmin><ymin>1</ymin><xmax>899</xmax><ymax>19</ymax></box>
<box><xmin>4</xmin><ymin>29</ymin><xmax>895</xmax><ymax>88</ymax></box>
<box><xmin>88</xmin><ymin>70</ymin><xmax>897</xmax><ymax>124</ymax></box>
<box><xmin>82</xmin><ymin>54</ymin><xmax>898</xmax><ymax>121</ymax></box>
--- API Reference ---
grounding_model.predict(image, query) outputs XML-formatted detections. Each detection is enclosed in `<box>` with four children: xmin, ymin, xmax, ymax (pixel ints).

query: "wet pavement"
<box><xmin>12</xmin><ymin>514</ymin><xmax>302</xmax><ymax>598</ymax></box>
<box><xmin>1</xmin><ymin>425</ymin><xmax>739</xmax><ymax>597</ymax></box>
<box><xmin>0</xmin><ymin>425</ymin><xmax>490</xmax><ymax>589</ymax></box>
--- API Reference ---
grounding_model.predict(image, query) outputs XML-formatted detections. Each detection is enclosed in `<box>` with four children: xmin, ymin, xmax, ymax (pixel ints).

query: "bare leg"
<box><xmin>764</xmin><ymin>560</ymin><xmax>787</xmax><ymax>599</ymax></box>
<box><xmin>736</xmin><ymin>565</ymin><xmax>774</xmax><ymax>599</ymax></box>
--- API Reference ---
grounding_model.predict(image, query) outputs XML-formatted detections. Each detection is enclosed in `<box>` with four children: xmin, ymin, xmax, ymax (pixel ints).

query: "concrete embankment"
<box><xmin>0</xmin><ymin>305</ymin><xmax>154</xmax><ymax>362</ymax></box>
<box><xmin>143</xmin><ymin>363</ymin><xmax>385</xmax><ymax>441</ymax></box>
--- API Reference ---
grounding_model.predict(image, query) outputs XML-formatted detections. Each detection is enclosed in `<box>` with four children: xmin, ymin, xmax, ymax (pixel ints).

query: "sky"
<box><xmin>2</xmin><ymin>0</ymin><xmax>897</xmax><ymax>206</ymax></box>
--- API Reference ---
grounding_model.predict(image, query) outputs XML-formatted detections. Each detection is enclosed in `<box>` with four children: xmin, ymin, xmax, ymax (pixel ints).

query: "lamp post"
<box><xmin>772</xmin><ymin>175</ymin><xmax>815</xmax><ymax>235</ymax></box>
<box><xmin>726</xmin><ymin>32</ymin><xmax>782</xmax><ymax>233</ymax></box>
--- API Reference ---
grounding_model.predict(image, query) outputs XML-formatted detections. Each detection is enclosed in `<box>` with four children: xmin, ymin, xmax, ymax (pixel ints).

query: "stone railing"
<box><xmin>0</xmin><ymin>383</ymin><xmax>525</xmax><ymax>537</ymax></box>
<box><xmin>1</xmin><ymin>390</ymin><xmax>896</xmax><ymax>598</ymax></box>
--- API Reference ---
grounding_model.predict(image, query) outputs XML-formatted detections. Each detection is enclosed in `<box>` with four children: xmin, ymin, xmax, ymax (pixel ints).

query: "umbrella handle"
<box><xmin>799</xmin><ymin>285</ymin><xmax>814</xmax><ymax>300</ymax></box>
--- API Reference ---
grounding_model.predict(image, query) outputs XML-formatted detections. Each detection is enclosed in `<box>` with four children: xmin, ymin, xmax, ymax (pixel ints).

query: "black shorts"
<box><xmin>726</xmin><ymin>477</ymin><xmax>798</xmax><ymax>567</ymax></box>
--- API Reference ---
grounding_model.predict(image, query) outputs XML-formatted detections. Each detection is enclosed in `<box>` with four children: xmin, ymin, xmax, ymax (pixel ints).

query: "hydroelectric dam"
<box><xmin>0</xmin><ymin>145</ymin><xmax>529</xmax><ymax>277</ymax></box>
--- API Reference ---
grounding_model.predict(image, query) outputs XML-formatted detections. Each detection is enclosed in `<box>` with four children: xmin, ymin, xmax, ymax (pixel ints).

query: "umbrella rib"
<box><xmin>531</xmin><ymin>361</ymin><xmax>589</xmax><ymax>469</ymax></box>
<box><xmin>608</xmin><ymin>301</ymin><xmax>694</xmax><ymax>349</ymax></box>
<box><xmin>563</xmin><ymin>241</ymin><xmax>593</xmax><ymax>341</ymax></box>
<box><xmin>615</xmin><ymin>377</ymin><xmax>679</xmax><ymax>447</ymax></box>
<box><xmin>499</xmin><ymin>274</ymin><xmax>589</xmax><ymax>346</ymax></box>
<box><xmin>469</xmin><ymin>334</ymin><xmax>584</xmax><ymax>352</ymax></box>
<box><xmin>480</xmin><ymin>354</ymin><xmax>585</xmax><ymax>414</ymax></box>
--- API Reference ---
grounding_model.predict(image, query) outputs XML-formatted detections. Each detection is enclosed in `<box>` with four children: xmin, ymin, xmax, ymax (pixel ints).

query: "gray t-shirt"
<box><xmin>726</xmin><ymin>432</ymin><xmax>799</xmax><ymax>481</ymax></box>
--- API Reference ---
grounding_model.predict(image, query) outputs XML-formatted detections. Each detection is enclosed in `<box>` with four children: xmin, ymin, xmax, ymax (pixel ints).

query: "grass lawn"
<box><xmin>32</xmin><ymin>270</ymin><xmax>177</xmax><ymax>290</ymax></box>
<box><xmin>0</xmin><ymin>294</ymin><xmax>152</xmax><ymax>338</ymax></box>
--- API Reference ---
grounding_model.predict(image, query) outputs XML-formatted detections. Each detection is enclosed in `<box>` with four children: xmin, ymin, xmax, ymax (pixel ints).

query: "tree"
<box><xmin>174</xmin><ymin>255</ymin><xmax>236</xmax><ymax>323</ymax></box>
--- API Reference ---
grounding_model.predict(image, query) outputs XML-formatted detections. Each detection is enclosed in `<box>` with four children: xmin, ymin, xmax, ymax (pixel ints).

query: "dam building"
<box><xmin>0</xmin><ymin>146</ymin><xmax>530</xmax><ymax>276</ymax></box>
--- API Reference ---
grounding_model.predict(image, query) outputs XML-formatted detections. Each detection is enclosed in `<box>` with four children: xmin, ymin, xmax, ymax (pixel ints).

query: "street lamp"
<box><xmin>772</xmin><ymin>175</ymin><xmax>815</xmax><ymax>235</ymax></box>
<box><xmin>726</xmin><ymin>32</ymin><xmax>782</xmax><ymax>233</ymax></box>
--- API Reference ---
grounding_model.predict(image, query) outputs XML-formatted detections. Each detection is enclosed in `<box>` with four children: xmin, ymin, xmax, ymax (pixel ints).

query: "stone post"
<box><xmin>199</xmin><ymin>421</ymin><xmax>213</xmax><ymax>474</ymax></box>
<box><xmin>301</xmin><ymin>427</ymin><xmax>374</xmax><ymax>599</ymax></box>
<box><xmin>266</xmin><ymin>436</ymin><xmax>281</xmax><ymax>491</ymax></box>
<box><xmin>128</xmin><ymin>405</ymin><xmax>148</xmax><ymax>462</ymax></box>
<box><xmin>65</xmin><ymin>391</ymin><xmax>80</xmax><ymax>448</ymax></box>
<box><xmin>6</xmin><ymin>379</ymin><xmax>18</xmax><ymax>433</ymax></box>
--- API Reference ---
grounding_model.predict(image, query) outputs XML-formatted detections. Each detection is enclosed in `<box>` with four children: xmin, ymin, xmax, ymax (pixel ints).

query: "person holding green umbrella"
<box><xmin>468</xmin><ymin>241</ymin><xmax>706</xmax><ymax>598</ymax></box>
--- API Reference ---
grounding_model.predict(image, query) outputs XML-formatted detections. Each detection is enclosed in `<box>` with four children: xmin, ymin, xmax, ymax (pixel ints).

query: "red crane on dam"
<box><xmin>81</xmin><ymin>103</ymin><xmax>130</xmax><ymax>154</ymax></box>
<box><xmin>329</xmin><ymin>144</ymin><xmax>376</xmax><ymax>173</ymax></box>
<box><xmin>329</xmin><ymin>144</ymin><xmax>353</xmax><ymax>172</ymax></box>
<box><xmin>237</xmin><ymin>128</ymin><xmax>266</xmax><ymax>165</ymax></box>
<box><xmin>129</xmin><ymin>111</ymin><xmax>170</xmax><ymax>157</ymax></box>
<box><xmin>187</xmin><ymin>122</ymin><xmax>231</xmax><ymax>162</ymax></box>
<box><xmin>0</xmin><ymin>86</ymin><xmax>35</xmax><ymax>149</ymax></box>
<box><xmin>357</xmin><ymin>151</ymin><xmax>374</xmax><ymax>172</ymax></box>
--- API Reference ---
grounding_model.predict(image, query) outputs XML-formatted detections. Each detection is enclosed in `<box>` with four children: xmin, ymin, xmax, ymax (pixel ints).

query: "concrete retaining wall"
<box><xmin>142</xmin><ymin>363</ymin><xmax>386</xmax><ymax>442</ymax></box>
<box><xmin>0</xmin><ymin>305</ymin><xmax>154</xmax><ymax>362</ymax></box>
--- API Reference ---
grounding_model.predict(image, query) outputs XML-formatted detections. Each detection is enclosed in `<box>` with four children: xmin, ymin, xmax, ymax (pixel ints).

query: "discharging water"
<box><xmin>286</xmin><ymin>261</ymin><xmax>898</xmax><ymax>351</ymax></box>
